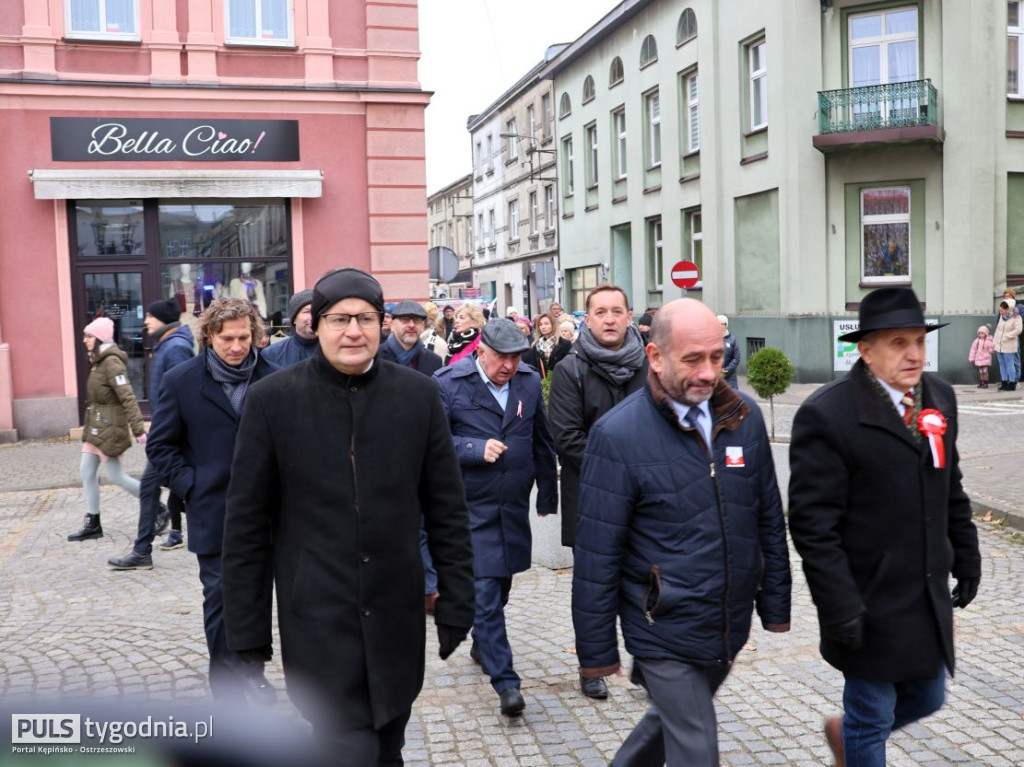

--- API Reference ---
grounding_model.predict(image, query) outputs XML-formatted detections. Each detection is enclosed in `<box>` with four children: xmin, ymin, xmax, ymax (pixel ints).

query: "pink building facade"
<box><xmin>0</xmin><ymin>0</ymin><xmax>430</xmax><ymax>439</ymax></box>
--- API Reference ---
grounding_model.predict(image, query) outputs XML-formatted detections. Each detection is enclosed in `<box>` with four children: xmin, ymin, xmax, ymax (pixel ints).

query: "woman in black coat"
<box><xmin>521</xmin><ymin>313</ymin><xmax>571</xmax><ymax>379</ymax></box>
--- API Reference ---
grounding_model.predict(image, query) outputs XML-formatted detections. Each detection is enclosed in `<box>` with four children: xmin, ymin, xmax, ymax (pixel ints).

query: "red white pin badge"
<box><xmin>917</xmin><ymin>409</ymin><xmax>947</xmax><ymax>469</ymax></box>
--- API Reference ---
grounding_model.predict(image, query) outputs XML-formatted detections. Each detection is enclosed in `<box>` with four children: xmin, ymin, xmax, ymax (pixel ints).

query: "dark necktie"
<box><xmin>901</xmin><ymin>391</ymin><xmax>915</xmax><ymax>425</ymax></box>
<box><xmin>684</xmin><ymin>406</ymin><xmax>705</xmax><ymax>446</ymax></box>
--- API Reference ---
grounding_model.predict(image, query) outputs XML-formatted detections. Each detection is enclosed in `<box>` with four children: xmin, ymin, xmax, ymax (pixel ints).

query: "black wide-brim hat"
<box><xmin>838</xmin><ymin>287</ymin><xmax>948</xmax><ymax>342</ymax></box>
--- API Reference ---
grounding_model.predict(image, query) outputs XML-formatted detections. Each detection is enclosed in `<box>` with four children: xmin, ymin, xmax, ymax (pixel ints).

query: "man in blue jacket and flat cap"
<box><xmin>434</xmin><ymin>318</ymin><xmax>558</xmax><ymax>718</ymax></box>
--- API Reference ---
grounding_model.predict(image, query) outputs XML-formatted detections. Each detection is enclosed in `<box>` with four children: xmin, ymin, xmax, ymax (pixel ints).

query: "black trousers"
<box><xmin>316</xmin><ymin>709</ymin><xmax>411</xmax><ymax>767</ymax></box>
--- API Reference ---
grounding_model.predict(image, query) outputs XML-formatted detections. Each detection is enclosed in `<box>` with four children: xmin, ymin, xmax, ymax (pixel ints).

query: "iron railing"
<box><xmin>818</xmin><ymin>79</ymin><xmax>937</xmax><ymax>135</ymax></box>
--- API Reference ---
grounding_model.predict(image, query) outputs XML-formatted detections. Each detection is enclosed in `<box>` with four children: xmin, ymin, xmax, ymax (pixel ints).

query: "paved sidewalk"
<box><xmin>0</xmin><ymin>486</ymin><xmax>1022</xmax><ymax>765</ymax></box>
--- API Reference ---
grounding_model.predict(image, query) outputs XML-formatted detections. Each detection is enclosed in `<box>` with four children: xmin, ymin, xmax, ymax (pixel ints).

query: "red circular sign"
<box><xmin>670</xmin><ymin>260</ymin><xmax>700</xmax><ymax>289</ymax></box>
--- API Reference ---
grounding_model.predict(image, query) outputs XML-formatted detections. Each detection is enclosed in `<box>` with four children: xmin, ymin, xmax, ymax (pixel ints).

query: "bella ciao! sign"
<box><xmin>50</xmin><ymin>117</ymin><xmax>300</xmax><ymax>162</ymax></box>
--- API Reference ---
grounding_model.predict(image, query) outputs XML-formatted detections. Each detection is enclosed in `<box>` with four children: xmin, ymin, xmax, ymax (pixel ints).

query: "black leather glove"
<box><xmin>951</xmin><ymin>577</ymin><xmax>979</xmax><ymax>609</ymax></box>
<box><xmin>823</xmin><ymin>614</ymin><xmax>865</xmax><ymax>650</ymax></box>
<box><xmin>437</xmin><ymin>623</ymin><xmax>469</xmax><ymax>660</ymax></box>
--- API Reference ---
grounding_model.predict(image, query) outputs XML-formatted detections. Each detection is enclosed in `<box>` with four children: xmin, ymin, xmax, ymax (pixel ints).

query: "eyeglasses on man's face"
<box><xmin>320</xmin><ymin>312</ymin><xmax>382</xmax><ymax>331</ymax></box>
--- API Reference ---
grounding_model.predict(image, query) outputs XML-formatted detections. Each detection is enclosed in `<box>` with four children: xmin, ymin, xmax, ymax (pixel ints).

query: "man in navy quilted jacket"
<box><xmin>571</xmin><ymin>298</ymin><xmax>791</xmax><ymax>766</ymax></box>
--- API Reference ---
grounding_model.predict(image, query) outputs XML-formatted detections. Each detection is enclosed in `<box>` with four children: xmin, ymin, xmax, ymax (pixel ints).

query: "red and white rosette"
<box><xmin>917</xmin><ymin>409</ymin><xmax>947</xmax><ymax>469</ymax></box>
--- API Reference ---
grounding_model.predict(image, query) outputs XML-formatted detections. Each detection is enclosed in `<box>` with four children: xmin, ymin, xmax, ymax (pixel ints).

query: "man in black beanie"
<box><xmin>223</xmin><ymin>267</ymin><xmax>475</xmax><ymax>765</ymax></box>
<box><xmin>108</xmin><ymin>297</ymin><xmax>195</xmax><ymax>569</ymax></box>
<box><xmin>261</xmin><ymin>288</ymin><xmax>317</xmax><ymax>368</ymax></box>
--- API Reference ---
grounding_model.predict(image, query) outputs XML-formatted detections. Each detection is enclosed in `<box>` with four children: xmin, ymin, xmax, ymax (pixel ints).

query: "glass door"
<box><xmin>76</xmin><ymin>271</ymin><xmax>146</xmax><ymax>417</ymax></box>
<box><xmin>849</xmin><ymin>8</ymin><xmax>919</xmax><ymax>127</ymax></box>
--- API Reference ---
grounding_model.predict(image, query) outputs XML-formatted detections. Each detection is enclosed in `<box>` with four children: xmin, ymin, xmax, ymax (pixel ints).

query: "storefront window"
<box><xmin>158</xmin><ymin>201</ymin><xmax>288</xmax><ymax>261</ymax></box>
<box><xmin>158</xmin><ymin>260</ymin><xmax>289</xmax><ymax>331</ymax></box>
<box><xmin>70</xmin><ymin>197</ymin><xmax>293</xmax><ymax>412</ymax></box>
<box><xmin>75</xmin><ymin>200</ymin><xmax>145</xmax><ymax>256</ymax></box>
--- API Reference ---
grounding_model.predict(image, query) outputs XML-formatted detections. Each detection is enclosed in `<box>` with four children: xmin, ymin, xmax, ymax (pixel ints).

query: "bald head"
<box><xmin>647</xmin><ymin>299</ymin><xmax>725</xmax><ymax>406</ymax></box>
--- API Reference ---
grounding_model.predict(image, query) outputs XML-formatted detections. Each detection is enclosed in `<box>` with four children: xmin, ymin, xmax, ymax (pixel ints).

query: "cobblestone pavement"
<box><xmin>1</xmin><ymin>380</ymin><xmax>1023</xmax><ymax>765</ymax></box>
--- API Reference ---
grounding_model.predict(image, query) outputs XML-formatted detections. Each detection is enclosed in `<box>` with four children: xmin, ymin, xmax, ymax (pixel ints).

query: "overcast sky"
<box><xmin>419</xmin><ymin>0</ymin><xmax>618</xmax><ymax>192</ymax></box>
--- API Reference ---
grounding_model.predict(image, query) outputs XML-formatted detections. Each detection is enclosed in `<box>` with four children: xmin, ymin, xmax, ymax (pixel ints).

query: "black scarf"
<box><xmin>576</xmin><ymin>325</ymin><xmax>646</xmax><ymax>385</ymax></box>
<box><xmin>206</xmin><ymin>347</ymin><xmax>258</xmax><ymax>415</ymax></box>
<box><xmin>446</xmin><ymin>327</ymin><xmax>480</xmax><ymax>359</ymax></box>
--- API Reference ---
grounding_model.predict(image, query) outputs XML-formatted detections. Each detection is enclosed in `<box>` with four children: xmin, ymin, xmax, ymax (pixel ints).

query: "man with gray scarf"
<box><xmin>146</xmin><ymin>297</ymin><xmax>278</xmax><ymax>705</ymax></box>
<box><xmin>547</xmin><ymin>284</ymin><xmax>648</xmax><ymax>700</ymax></box>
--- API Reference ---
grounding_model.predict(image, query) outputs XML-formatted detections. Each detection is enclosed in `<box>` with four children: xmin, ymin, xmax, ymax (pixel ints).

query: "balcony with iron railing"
<box><xmin>813</xmin><ymin>78</ymin><xmax>943</xmax><ymax>152</ymax></box>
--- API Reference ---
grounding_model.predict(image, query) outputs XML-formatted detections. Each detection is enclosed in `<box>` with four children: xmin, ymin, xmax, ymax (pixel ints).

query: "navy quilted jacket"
<box><xmin>572</xmin><ymin>373</ymin><xmax>791</xmax><ymax>673</ymax></box>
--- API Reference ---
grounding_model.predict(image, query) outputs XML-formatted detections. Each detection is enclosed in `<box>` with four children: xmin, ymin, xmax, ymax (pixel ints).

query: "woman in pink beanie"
<box><xmin>68</xmin><ymin>317</ymin><xmax>148</xmax><ymax>542</ymax></box>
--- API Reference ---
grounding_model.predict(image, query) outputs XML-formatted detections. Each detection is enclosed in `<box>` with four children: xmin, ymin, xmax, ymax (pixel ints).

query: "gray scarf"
<box><xmin>206</xmin><ymin>347</ymin><xmax>258</xmax><ymax>415</ymax></box>
<box><xmin>576</xmin><ymin>324</ymin><xmax>646</xmax><ymax>385</ymax></box>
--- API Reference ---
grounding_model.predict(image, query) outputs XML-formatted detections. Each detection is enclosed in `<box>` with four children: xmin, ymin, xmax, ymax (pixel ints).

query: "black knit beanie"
<box><xmin>311</xmin><ymin>268</ymin><xmax>385</xmax><ymax>330</ymax></box>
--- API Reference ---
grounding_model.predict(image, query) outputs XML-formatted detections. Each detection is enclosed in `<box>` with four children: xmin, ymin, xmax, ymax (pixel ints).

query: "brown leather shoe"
<box><xmin>825</xmin><ymin>715</ymin><xmax>845</xmax><ymax>767</ymax></box>
<box><xmin>424</xmin><ymin>592</ymin><xmax>439</xmax><ymax>614</ymax></box>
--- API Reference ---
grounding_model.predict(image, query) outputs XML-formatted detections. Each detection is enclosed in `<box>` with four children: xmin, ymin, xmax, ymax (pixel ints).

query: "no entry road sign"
<box><xmin>670</xmin><ymin>260</ymin><xmax>700</xmax><ymax>289</ymax></box>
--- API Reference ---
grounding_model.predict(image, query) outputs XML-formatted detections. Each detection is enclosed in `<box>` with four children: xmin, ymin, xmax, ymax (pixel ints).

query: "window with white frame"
<box><xmin>640</xmin><ymin>35</ymin><xmax>658</xmax><ymax>68</ymax></box>
<box><xmin>562</xmin><ymin>137</ymin><xmax>575</xmax><ymax>196</ymax></box>
<box><xmin>610</xmin><ymin>56</ymin><xmax>624</xmax><ymax>87</ymax></box>
<box><xmin>860</xmin><ymin>186</ymin><xmax>911</xmax><ymax>283</ymax></box>
<box><xmin>646</xmin><ymin>89</ymin><xmax>662</xmax><ymax>167</ymax></box>
<box><xmin>488</xmin><ymin>208</ymin><xmax>496</xmax><ymax>247</ymax></box>
<box><xmin>477</xmin><ymin>212</ymin><xmax>485</xmax><ymax>250</ymax></box>
<box><xmin>586</xmin><ymin>124</ymin><xmax>599</xmax><ymax>187</ymax></box>
<box><xmin>613</xmin><ymin>108</ymin><xmax>627</xmax><ymax>179</ymax></box>
<box><xmin>1009</xmin><ymin>1</ymin><xmax>1022</xmax><ymax>95</ymax></box>
<box><xmin>506</xmin><ymin>119</ymin><xmax>519</xmax><ymax>160</ymax></box>
<box><xmin>226</xmin><ymin>0</ymin><xmax>293</xmax><ymax>45</ymax></box>
<box><xmin>545</xmin><ymin>185</ymin><xmax>556</xmax><ymax>227</ymax></box>
<box><xmin>527</xmin><ymin>105</ymin><xmax>537</xmax><ymax>139</ymax></box>
<box><xmin>486</xmin><ymin>134</ymin><xmax>494</xmax><ymax>171</ymax></box>
<box><xmin>541</xmin><ymin>93</ymin><xmax>553</xmax><ymax>137</ymax></box>
<box><xmin>529</xmin><ymin>191</ymin><xmax>539</xmax><ymax>235</ymax></box>
<box><xmin>475</xmin><ymin>140</ymin><xmax>484</xmax><ymax>174</ymax></box>
<box><xmin>66</xmin><ymin>0</ymin><xmax>139</xmax><ymax>40</ymax></box>
<box><xmin>749</xmin><ymin>39</ymin><xmax>767</xmax><ymax>130</ymax></box>
<box><xmin>686</xmin><ymin>72</ymin><xmax>700</xmax><ymax>152</ymax></box>
<box><xmin>849</xmin><ymin>8</ymin><xmax>918</xmax><ymax>88</ymax></box>
<box><xmin>508</xmin><ymin>199</ymin><xmax>520</xmax><ymax>241</ymax></box>
<box><xmin>688</xmin><ymin>209</ymin><xmax>703</xmax><ymax>288</ymax></box>
<box><xmin>647</xmin><ymin>217</ymin><xmax>664</xmax><ymax>291</ymax></box>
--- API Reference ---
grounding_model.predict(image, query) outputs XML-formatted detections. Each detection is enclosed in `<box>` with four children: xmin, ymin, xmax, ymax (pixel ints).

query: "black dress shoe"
<box><xmin>499</xmin><ymin>687</ymin><xmax>525</xmax><ymax>717</ymax></box>
<box><xmin>240</xmin><ymin>666</ymin><xmax>277</xmax><ymax>706</ymax></box>
<box><xmin>107</xmin><ymin>551</ymin><xmax>154</xmax><ymax>570</ymax></box>
<box><xmin>580</xmin><ymin>674</ymin><xmax>608</xmax><ymax>699</ymax></box>
<box><xmin>469</xmin><ymin>641</ymin><xmax>490</xmax><ymax>676</ymax></box>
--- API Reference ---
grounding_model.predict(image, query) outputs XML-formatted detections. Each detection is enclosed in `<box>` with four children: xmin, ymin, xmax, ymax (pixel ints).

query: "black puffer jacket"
<box><xmin>573</xmin><ymin>375</ymin><xmax>791</xmax><ymax>673</ymax></box>
<box><xmin>547</xmin><ymin>345</ymin><xmax>647</xmax><ymax>547</ymax></box>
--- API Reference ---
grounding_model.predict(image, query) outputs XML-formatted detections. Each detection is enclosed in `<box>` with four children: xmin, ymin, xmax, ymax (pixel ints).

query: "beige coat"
<box><xmin>993</xmin><ymin>313</ymin><xmax>1022</xmax><ymax>353</ymax></box>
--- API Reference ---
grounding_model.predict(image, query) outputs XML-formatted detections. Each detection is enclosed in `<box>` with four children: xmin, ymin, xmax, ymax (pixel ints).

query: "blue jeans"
<box><xmin>996</xmin><ymin>351</ymin><xmax>1020</xmax><ymax>383</ymax></box>
<box><xmin>419</xmin><ymin>517</ymin><xmax>437</xmax><ymax>595</ymax></box>
<box><xmin>842</xmin><ymin>666</ymin><xmax>946</xmax><ymax>767</ymax></box>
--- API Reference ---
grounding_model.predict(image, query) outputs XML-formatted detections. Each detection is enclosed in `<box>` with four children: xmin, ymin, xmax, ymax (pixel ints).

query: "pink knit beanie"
<box><xmin>83</xmin><ymin>317</ymin><xmax>115</xmax><ymax>344</ymax></box>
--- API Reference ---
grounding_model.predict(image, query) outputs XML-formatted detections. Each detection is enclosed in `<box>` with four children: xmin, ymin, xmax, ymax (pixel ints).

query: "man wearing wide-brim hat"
<box><xmin>788</xmin><ymin>287</ymin><xmax>981</xmax><ymax>766</ymax></box>
<box><xmin>433</xmin><ymin>318</ymin><xmax>558</xmax><ymax>718</ymax></box>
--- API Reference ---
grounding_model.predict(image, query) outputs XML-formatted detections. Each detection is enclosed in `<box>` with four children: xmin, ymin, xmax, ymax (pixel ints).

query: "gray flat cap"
<box><xmin>480</xmin><ymin>318</ymin><xmax>531</xmax><ymax>354</ymax></box>
<box><xmin>391</xmin><ymin>300</ymin><xmax>428</xmax><ymax>319</ymax></box>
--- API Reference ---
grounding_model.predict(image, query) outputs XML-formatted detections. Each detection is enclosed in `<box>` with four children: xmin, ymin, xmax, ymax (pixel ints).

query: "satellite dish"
<box><xmin>428</xmin><ymin>246</ymin><xmax>460</xmax><ymax>283</ymax></box>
